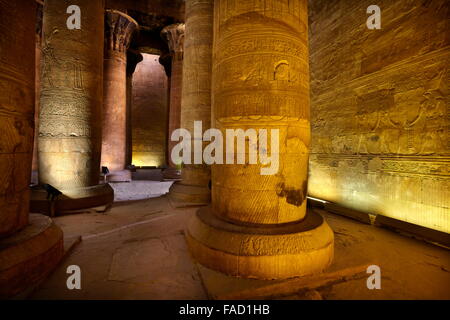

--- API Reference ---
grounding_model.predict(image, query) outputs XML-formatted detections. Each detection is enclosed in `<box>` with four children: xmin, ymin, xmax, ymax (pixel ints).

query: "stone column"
<box><xmin>186</xmin><ymin>0</ymin><xmax>334</xmax><ymax>279</ymax></box>
<box><xmin>0</xmin><ymin>0</ymin><xmax>63</xmax><ymax>298</ymax></box>
<box><xmin>170</xmin><ymin>0</ymin><xmax>213</xmax><ymax>205</ymax></box>
<box><xmin>125</xmin><ymin>49</ymin><xmax>143</xmax><ymax>167</ymax></box>
<box><xmin>33</xmin><ymin>0</ymin><xmax>114</xmax><ymax>214</ymax></box>
<box><xmin>159</xmin><ymin>51</ymin><xmax>173</xmax><ymax>168</ymax></box>
<box><xmin>31</xmin><ymin>0</ymin><xmax>44</xmax><ymax>185</ymax></box>
<box><xmin>161</xmin><ymin>23</ymin><xmax>185</xmax><ymax>179</ymax></box>
<box><xmin>101</xmin><ymin>10</ymin><xmax>139</xmax><ymax>182</ymax></box>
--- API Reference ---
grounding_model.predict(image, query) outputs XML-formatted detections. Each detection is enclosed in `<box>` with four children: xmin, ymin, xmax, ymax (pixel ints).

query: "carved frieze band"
<box><xmin>213</xmin><ymin>29</ymin><xmax>309</xmax><ymax>120</ymax></box>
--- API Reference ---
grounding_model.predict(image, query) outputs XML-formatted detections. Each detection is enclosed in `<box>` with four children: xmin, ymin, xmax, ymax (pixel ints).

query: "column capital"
<box><xmin>105</xmin><ymin>9</ymin><xmax>139</xmax><ymax>56</ymax></box>
<box><xmin>126</xmin><ymin>49</ymin><xmax>143</xmax><ymax>77</ymax></box>
<box><xmin>161</xmin><ymin>23</ymin><xmax>185</xmax><ymax>60</ymax></box>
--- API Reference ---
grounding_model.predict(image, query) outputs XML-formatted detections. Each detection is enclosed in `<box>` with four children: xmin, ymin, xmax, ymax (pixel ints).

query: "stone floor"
<box><xmin>28</xmin><ymin>182</ymin><xmax>450</xmax><ymax>300</ymax></box>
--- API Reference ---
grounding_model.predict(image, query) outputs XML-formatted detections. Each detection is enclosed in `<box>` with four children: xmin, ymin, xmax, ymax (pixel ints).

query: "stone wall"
<box><xmin>132</xmin><ymin>53</ymin><xmax>168</xmax><ymax>167</ymax></box>
<box><xmin>308</xmin><ymin>0</ymin><xmax>449</xmax><ymax>232</ymax></box>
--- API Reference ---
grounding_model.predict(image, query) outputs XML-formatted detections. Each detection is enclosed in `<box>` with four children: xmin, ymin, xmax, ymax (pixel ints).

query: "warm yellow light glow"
<box><xmin>307</xmin><ymin>196</ymin><xmax>328</xmax><ymax>204</ymax></box>
<box><xmin>308</xmin><ymin>157</ymin><xmax>450</xmax><ymax>233</ymax></box>
<box><xmin>131</xmin><ymin>153</ymin><xmax>164</xmax><ymax>168</ymax></box>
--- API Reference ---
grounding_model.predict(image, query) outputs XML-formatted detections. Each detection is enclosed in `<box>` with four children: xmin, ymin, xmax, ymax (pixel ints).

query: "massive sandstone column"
<box><xmin>186</xmin><ymin>0</ymin><xmax>334</xmax><ymax>279</ymax></box>
<box><xmin>170</xmin><ymin>0</ymin><xmax>213</xmax><ymax>205</ymax></box>
<box><xmin>31</xmin><ymin>0</ymin><xmax>44</xmax><ymax>184</ymax></box>
<box><xmin>0</xmin><ymin>0</ymin><xmax>63</xmax><ymax>297</ymax></box>
<box><xmin>101</xmin><ymin>10</ymin><xmax>138</xmax><ymax>182</ymax></box>
<box><xmin>161</xmin><ymin>23</ymin><xmax>185</xmax><ymax>179</ymax></box>
<box><xmin>159</xmin><ymin>51</ymin><xmax>173</xmax><ymax>168</ymax></box>
<box><xmin>34</xmin><ymin>0</ymin><xmax>113</xmax><ymax>214</ymax></box>
<box><xmin>125</xmin><ymin>49</ymin><xmax>143</xmax><ymax>167</ymax></box>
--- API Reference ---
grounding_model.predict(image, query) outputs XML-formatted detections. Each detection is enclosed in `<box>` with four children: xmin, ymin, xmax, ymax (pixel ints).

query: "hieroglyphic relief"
<box><xmin>173</xmin><ymin>0</ymin><xmax>213</xmax><ymax>199</ymax></box>
<box><xmin>211</xmin><ymin>0</ymin><xmax>311</xmax><ymax>225</ymax></box>
<box><xmin>308</xmin><ymin>0</ymin><xmax>450</xmax><ymax>233</ymax></box>
<box><xmin>216</xmin><ymin>0</ymin><xmax>306</xmax><ymax>34</ymax></box>
<box><xmin>41</xmin><ymin>28</ymin><xmax>84</xmax><ymax>91</ymax></box>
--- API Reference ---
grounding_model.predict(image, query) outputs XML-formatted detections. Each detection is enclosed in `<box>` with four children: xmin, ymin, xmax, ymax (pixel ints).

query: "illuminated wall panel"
<box><xmin>308</xmin><ymin>0</ymin><xmax>449</xmax><ymax>232</ymax></box>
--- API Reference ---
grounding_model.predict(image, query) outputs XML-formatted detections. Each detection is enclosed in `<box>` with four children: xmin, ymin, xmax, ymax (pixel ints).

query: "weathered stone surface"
<box><xmin>101</xmin><ymin>10</ymin><xmax>138</xmax><ymax>180</ymax></box>
<box><xmin>187</xmin><ymin>0</ymin><xmax>334</xmax><ymax>279</ymax></box>
<box><xmin>39</xmin><ymin>0</ymin><xmax>104</xmax><ymax>189</ymax></box>
<box><xmin>170</xmin><ymin>0</ymin><xmax>213</xmax><ymax>204</ymax></box>
<box><xmin>132</xmin><ymin>54</ymin><xmax>168</xmax><ymax>167</ymax></box>
<box><xmin>37</xmin><ymin>0</ymin><xmax>113</xmax><ymax>209</ymax></box>
<box><xmin>0</xmin><ymin>0</ymin><xmax>36</xmax><ymax>237</ymax></box>
<box><xmin>0</xmin><ymin>214</ymin><xmax>63</xmax><ymax>298</ymax></box>
<box><xmin>308</xmin><ymin>0</ymin><xmax>450</xmax><ymax>233</ymax></box>
<box><xmin>161</xmin><ymin>23</ymin><xmax>185</xmax><ymax>169</ymax></box>
<box><xmin>0</xmin><ymin>1</ymin><xmax>64</xmax><ymax>299</ymax></box>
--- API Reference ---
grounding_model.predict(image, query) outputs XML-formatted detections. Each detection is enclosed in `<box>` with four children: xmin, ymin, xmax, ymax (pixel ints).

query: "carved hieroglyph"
<box><xmin>131</xmin><ymin>54</ymin><xmax>168</xmax><ymax>168</ymax></box>
<box><xmin>39</xmin><ymin>0</ymin><xmax>105</xmax><ymax>192</ymax></box>
<box><xmin>186</xmin><ymin>0</ymin><xmax>334</xmax><ymax>279</ymax></box>
<box><xmin>308</xmin><ymin>0</ymin><xmax>449</xmax><ymax>233</ymax></box>
<box><xmin>161</xmin><ymin>23</ymin><xmax>185</xmax><ymax>168</ymax></box>
<box><xmin>0</xmin><ymin>0</ymin><xmax>36</xmax><ymax>236</ymax></box>
<box><xmin>170</xmin><ymin>0</ymin><xmax>213</xmax><ymax>204</ymax></box>
<box><xmin>101</xmin><ymin>10</ymin><xmax>138</xmax><ymax>175</ymax></box>
<box><xmin>212</xmin><ymin>0</ymin><xmax>311</xmax><ymax>224</ymax></box>
<box><xmin>32</xmin><ymin>0</ymin><xmax>43</xmax><ymax>173</ymax></box>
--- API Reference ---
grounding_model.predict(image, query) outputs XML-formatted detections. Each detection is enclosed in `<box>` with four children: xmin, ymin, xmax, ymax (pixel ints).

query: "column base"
<box><xmin>186</xmin><ymin>207</ymin><xmax>334</xmax><ymax>280</ymax></box>
<box><xmin>106</xmin><ymin>170</ymin><xmax>132</xmax><ymax>183</ymax></box>
<box><xmin>30</xmin><ymin>184</ymin><xmax>114</xmax><ymax>216</ymax></box>
<box><xmin>162</xmin><ymin>167</ymin><xmax>181</xmax><ymax>180</ymax></box>
<box><xmin>169</xmin><ymin>183</ymin><xmax>211</xmax><ymax>206</ymax></box>
<box><xmin>0</xmin><ymin>214</ymin><xmax>64</xmax><ymax>298</ymax></box>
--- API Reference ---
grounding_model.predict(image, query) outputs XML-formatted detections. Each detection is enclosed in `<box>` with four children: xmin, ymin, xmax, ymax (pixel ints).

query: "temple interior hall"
<box><xmin>0</xmin><ymin>0</ymin><xmax>449</xmax><ymax>300</ymax></box>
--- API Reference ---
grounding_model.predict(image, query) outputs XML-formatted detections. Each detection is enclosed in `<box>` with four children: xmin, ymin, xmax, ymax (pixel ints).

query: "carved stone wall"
<box><xmin>308</xmin><ymin>0</ymin><xmax>450</xmax><ymax>232</ymax></box>
<box><xmin>131</xmin><ymin>54</ymin><xmax>168</xmax><ymax>167</ymax></box>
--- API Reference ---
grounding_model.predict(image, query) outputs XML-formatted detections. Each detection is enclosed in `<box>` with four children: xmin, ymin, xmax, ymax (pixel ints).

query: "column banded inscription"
<box><xmin>211</xmin><ymin>0</ymin><xmax>311</xmax><ymax>224</ymax></box>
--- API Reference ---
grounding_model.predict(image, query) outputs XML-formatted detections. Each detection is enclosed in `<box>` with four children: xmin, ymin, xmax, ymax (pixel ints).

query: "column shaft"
<box><xmin>186</xmin><ymin>0</ymin><xmax>334</xmax><ymax>279</ymax></box>
<box><xmin>101</xmin><ymin>10</ymin><xmax>138</xmax><ymax>182</ymax></box>
<box><xmin>126</xmin><ymin>49</ymin><xmax>143</xmax><ymax>167</ymax></box>
<box><xmin>212</xmin><ymin>0</ymin><xmax>311</xmax><ymax>225</ymax></box>
<box><xmin>32</xmin><ymin>1</ymin><xmax>43</xmax><ymax>177</ymax></box>
<box><xmin>170</xmin><ymin>0</ymin><xmax>214</xmax><ymax>204</ymax></box>
<box><xmin>161</xmin><ymin>24</ymin><xmax>185</xmax><ymax>178</ymax></box>
<box><xmin>0</xmin><ymin>0</ymin><xmax>63</xmax><ymax>298</ymax></box>
<box><xmin>0</xmin><ymin>0</ymin><xmax>36</xmax><ymax>237</ymax></box>
<box><xmin>35</xmin><ymin>0</ymin><xmax>113</xmax><ymax>213</ymax></box>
